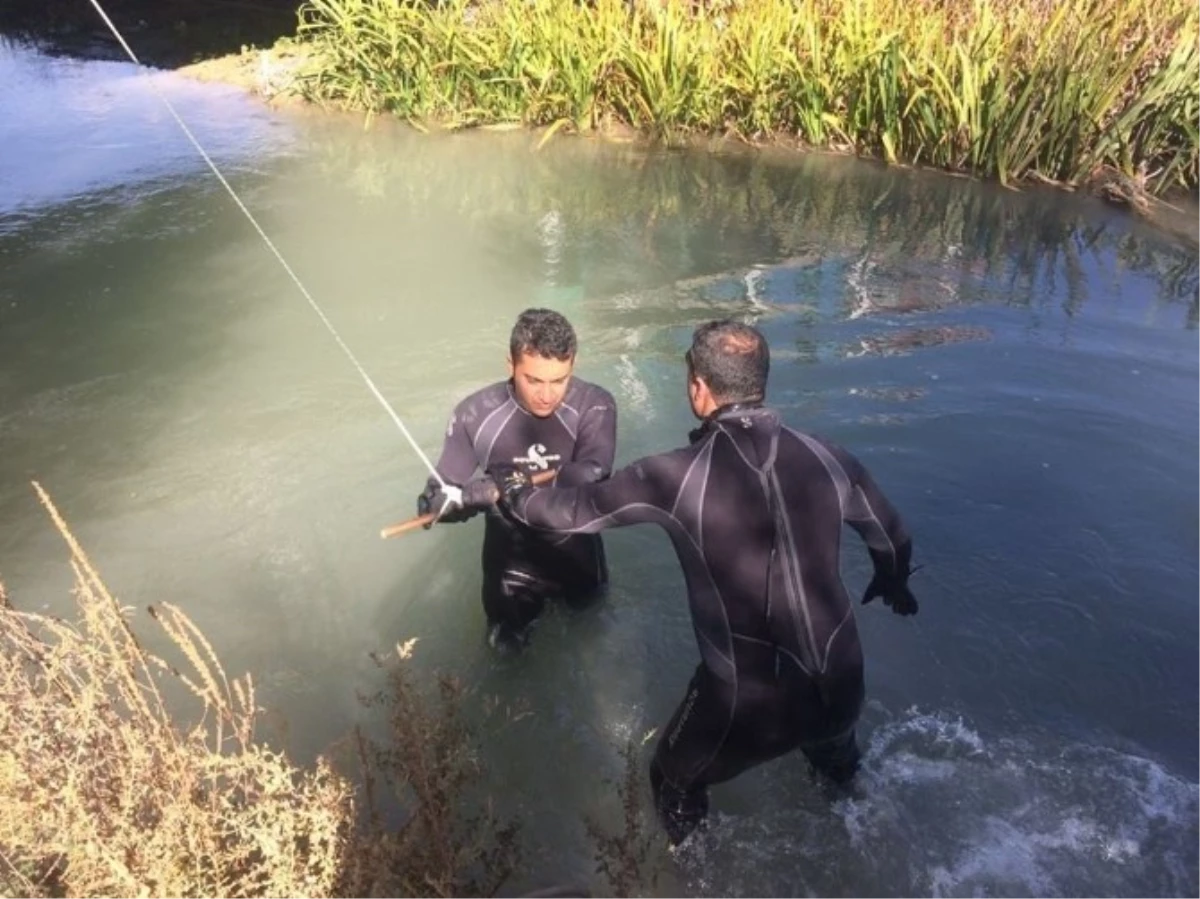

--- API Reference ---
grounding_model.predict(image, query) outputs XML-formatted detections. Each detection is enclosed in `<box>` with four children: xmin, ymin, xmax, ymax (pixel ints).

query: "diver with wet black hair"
<box><xmin>492</xmin><ymin>319</ymin><xmax>919</xmax><ymax>845</ymax></box>
<box><xmin>416</xmin><ymin>308</ymin><xmax>617</xmax><ymax>652</ymax></box>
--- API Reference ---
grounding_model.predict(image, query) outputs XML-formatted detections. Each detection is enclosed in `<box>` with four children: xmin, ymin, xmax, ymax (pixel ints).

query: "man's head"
<box><xmin>508</xmin><ymin>308</ymin><xmax>577</xmax><ymax>417</ymax></box>
<box><xmin>685</xmin><ymin>320</ymin><xmax>770</xmax><ymax>419</ymax></box>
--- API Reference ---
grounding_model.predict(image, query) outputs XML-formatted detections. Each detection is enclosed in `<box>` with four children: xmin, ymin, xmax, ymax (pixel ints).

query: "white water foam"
<box><xmin>667</xmin><ymin>708</ymin><xmax>1198</xmax><ymax>898</ymax></box>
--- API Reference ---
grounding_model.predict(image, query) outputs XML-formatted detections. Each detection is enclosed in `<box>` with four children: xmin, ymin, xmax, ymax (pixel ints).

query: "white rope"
<box><xmin>84</xmin><ymin>0</ymin><xmax>454</xmax><ymax>502</ymax></box>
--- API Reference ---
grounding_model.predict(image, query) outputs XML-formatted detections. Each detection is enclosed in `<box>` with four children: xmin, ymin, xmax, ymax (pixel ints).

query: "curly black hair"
<box><xmin>509</xmin><ymin>308</ymin><xmax>578</xmax><ymax>362</ymax></box>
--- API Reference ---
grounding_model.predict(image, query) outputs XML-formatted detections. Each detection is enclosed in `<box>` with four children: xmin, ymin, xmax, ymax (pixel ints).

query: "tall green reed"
<box><xmin>293</xmin><ymin>0</ymin><xmax>1199</xmax><ymax>194</ymax></box>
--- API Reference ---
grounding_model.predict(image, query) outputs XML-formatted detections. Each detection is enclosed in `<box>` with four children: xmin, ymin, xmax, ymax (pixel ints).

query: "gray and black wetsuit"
<box><xmin>428</xmin><ymin>378</ymin><xmax>617</xmax><ymax>637</ymax></box>
<box><xmin>505</xmin><ymin>403</ymin><xmax>913</xmax><ymax>840</ymax></box>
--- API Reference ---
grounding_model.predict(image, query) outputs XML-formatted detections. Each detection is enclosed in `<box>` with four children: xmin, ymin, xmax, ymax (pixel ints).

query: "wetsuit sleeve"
<box><xmin>824</xmin><ymin>440</ymin><xmax>913</xmax><ymax>576</ymax></box>
<box><xmin>555</xmin><ymin>396</ymin><xmax>617</xmax><ymax>488</ymax></box>
<box><xmin>432</xmin><ymin>407</ymin><xmax>479</xmax><ymax>485</ymax></box>
<box><xmin>508</xmin><ymin>453</ymin><xmax>675</xmax><ymax>534</ymax></box>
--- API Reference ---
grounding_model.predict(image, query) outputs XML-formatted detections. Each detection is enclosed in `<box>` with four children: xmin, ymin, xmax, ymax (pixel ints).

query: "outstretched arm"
<box><xmin>500</xmin><ymin>451</ymin><xmax>680</xmax><ymax>535</ymax></box>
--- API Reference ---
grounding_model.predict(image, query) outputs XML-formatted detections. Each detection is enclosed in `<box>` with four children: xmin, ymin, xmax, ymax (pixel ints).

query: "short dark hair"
<box><xmin>686</xmin><ymin>320</ymin><xmax>769</xmax><ymax>404</ymax></box>
<box><xmin>510</xmin><ymin>308</ymin><xmax>577</xmax><ymax>362</ymax></box>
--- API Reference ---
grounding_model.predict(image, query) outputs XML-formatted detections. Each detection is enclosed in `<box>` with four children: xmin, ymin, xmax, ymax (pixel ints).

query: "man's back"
<box><xmin>506</xmin><ymin>403</ymin><xmax>910</xmax><ymax>683</ymax></box>
<box><xmin>683</xmin><ymin>405</ymin><xmax>863</xmax><ymax>685</ymax></box>
<box><xmin>497</xmin><ymin>317</ymin><xmax>919</xmax><ymax>844</ymax></box>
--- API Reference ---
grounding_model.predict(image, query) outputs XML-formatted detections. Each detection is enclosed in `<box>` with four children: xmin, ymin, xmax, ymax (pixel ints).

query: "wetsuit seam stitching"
<box><xmin>821</xmin><ymin>607</ymin><xmax>854</xmax><ymax>673</ymax></box>
<box><xmin>733</xmin><ymin>630</ymin><xmax>816</xmax><ymax>675</ymax></box>
<box><xmin>482</xmin><ymin>403</ymin><xmax>519</xmax><ymax>466</ymax></box>
<box><xmin>553</xmin><ymin>407</ymin><xmax>578</xmax><ymax>440</ymax></box>
<box><xmin>786</xmin><ymin>427</ymin><xmax>851</xmax><ymax>510</ymax></box>
<box><xmin>517</xmin><ymin>496</ymin><xmax>736</xmax><ymax>669</ymax></box>
<box><xmin>670</xmin><ymin>443</ymin><xmax>734</xmax><ymax>672</ymax></box>
<box><xmin>769</xmin><ymin>467</ymin><xmax>824</xmax><ymax>672</ymax></box>
<box><xmin>694</xmin><ymin>441</ymin><xmax>715</xmax><ymax>558</ymax></box>
<box><xmin>859</xmin><ymin>492</ymin><xmax>898</xmax><ymax>558</ymax></box>
<box><xmin>714</xmin><ymin>422</ymin><xmax>774</xmax><ymax>472</ymax></box>
<box><xmin>670</xmin><ymin>441</ymin><xmax>712</xmax><ymax>518</ymax></box>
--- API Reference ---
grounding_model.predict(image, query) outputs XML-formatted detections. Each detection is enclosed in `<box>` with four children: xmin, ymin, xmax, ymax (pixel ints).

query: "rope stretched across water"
<box><xmin>83</xmin><ymin>0</ymin><xmax>451</xmax><ymax>497</ymax></box>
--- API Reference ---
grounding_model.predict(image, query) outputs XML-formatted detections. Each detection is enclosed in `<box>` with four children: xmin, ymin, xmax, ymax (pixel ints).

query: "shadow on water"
<box><xmin>296</xmin><ymin>122</ymin><xmax>1199</xmax><ymax>319</ymax></box>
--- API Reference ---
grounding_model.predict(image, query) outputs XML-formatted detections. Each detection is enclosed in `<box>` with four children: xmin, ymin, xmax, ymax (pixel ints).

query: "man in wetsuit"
<box><xmin>492</xmin><ymin>319</ymin><xmax>919</xmax><ymax>844</ymax></box>
<box><xmin>417</xmin><ymin>308</ymin><xmax>617</xmax><ymax>652</ymax></box>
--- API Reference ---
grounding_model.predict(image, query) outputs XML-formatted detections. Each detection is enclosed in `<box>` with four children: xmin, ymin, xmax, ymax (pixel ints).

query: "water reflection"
<box><xmin>841</xmin><ymin>324</ymin><xmax>995</xmax><ymax>359</ymax></box>
<box><xmin>300</xmin><ymin>123</ymin><xmax>1198</xmax><ymax>316</ymax></box>
<box><xmin>0</xmin><ymin>39</ymin><xmax>291</xmax><ymax>217</ymax></box>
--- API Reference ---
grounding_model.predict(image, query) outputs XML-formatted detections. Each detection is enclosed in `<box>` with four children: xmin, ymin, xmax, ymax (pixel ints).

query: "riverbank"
<box><xmin>282</xmin><ymin>0</ymin><xmax>1197</xmax><ymax>194</ymax></box>
<box><xmin>178</xmin><ymin>35</ymin><xmax>313</xmax><ymax>109</ymax></box>
<box><xmin>171</xmin><ymin>0</ymin><xmax>1200</xmax><ymax>248</ymax></box>
<box><xmin>7</xmin><ymin>0</ymin><xmax>1197</xmax><ymax>223</ymax></box>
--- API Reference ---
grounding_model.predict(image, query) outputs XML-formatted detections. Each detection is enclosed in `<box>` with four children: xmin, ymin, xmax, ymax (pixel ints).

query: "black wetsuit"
<box><xmin>506</xmin><ymin>404</ymin><xmax>913</xmax><ymax>840</ymax></box>
<box><xmin>429</xmin><ymin>378</ymin><xmax>617</xmax><ymax>639</ymax></box>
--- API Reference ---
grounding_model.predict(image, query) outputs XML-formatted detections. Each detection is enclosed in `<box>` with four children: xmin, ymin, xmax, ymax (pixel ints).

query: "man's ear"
<box><xmin>506</xmin><ymin>355</ymin><xmax>515</xmax><ymax>379</ymax></box>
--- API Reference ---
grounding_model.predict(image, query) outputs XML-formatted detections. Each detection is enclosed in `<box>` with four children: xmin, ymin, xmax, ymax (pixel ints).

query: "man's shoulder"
<box><xmin>450</xmin><ymin>381</ymin><xmax>513</xmax><ymax>427</ymax></box>
<box><xmin>782</xmin><ymin>423</ymin><xmax>840</xmax><ymax>447</ymax></box>
<box><xmin>777</xmin><ymin>422</ymin><xmax>861</xmax><ymax>471</ymax></box>
<box><xmin>565</xmin><ymin>377</ymin><xmax>617</xmax><ymax>412</ymax></box>
<box><xmin>626</xmin><ymin>441</ymin><xmax>702</xmax><ymax>479</ymax></box>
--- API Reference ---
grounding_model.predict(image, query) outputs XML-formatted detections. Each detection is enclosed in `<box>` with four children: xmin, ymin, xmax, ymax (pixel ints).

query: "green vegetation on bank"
<box><xmin>290</xmin><ymin>0</ymin><xmax>1198</xmax><ymax>196</ymax></box>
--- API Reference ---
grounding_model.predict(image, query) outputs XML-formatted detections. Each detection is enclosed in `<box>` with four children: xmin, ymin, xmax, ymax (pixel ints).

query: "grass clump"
<box><xmin>0</xmin><ymin>482</ymin><xmax>522</xmax><ymax>898</ymax></box>
<box><xmin>0</xmin><ymin>482</ymin><xmax>354</xmax><ymax>898</ymax></box>
<box><xmin>291</xmin><ymin>0</ymin><xmax>1198</xmax><ymax>195</ymax></box>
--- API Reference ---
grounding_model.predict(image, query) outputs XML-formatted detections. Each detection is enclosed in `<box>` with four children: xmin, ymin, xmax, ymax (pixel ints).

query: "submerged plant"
<box><xmin>584</xmin><ymin>731</ymin><xmax>665</xmax><ymax>898</ymax></box>
<box><xmin>339</xmin><ymin>642</ymin><xmax>523</xmax><ymax>898</ymax></box>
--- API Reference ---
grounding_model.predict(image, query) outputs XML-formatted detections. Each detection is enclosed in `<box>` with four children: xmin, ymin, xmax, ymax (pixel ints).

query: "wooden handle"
<box><xmin>379</xmin><ymin>469</ymin><xmax>557</xmax><ymax>540</ymax></box>
<box><xmin>380</xmin><ymin>513</ymin><xmax>438</xmax><ymax>539</ymax></box>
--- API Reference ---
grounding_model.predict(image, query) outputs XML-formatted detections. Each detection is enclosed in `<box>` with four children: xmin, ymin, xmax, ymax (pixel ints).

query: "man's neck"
<box><xmin>689</xmin><ymin>399</ymin><xmax>766</xmax><ymax>443</ymax></box>
<box><xmin>708</xmin><ymin>399</ymin><xmax>764</xmax><ymax>419</ymax></box>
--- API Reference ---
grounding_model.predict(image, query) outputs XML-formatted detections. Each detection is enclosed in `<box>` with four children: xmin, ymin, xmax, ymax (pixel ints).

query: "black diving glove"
<box><xmin>417</xmin><ymin>478</ymin><xmax>474</xmax><ymax>529</ymax></box>
<box><xmin>861</xmin><ymin>542</ymin><xmax>920</xmax><ymax>616</ymax></box>
<box><xmin>461</xmin><ymin>473</ymin><xmax>502</xmax><ymax>509</ymax></box>
<box><xmin>488</xmin><ymin>463</ymin><xmax>533</xmax><ymax>506</ymax></box>
<box><xmin>418</xmin><ymin>475</ymin><xmax>502</xmax><ymax>528</ymax></box>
